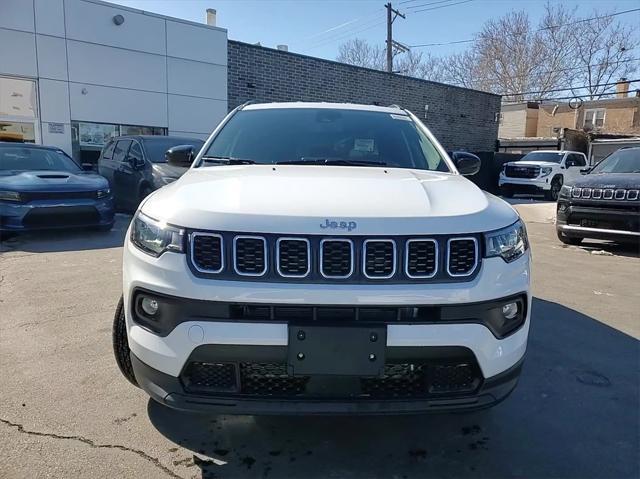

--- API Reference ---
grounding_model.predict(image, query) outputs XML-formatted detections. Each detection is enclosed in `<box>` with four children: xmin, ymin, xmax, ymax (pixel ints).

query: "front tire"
<box><xmin>546</xmin><ymin>176</ymin><xmax>563</xmax><ymax>201</ymax></box>
<box><xmin>112</xmin><ymin>296</ymin><xmax>139</xmax><ymax>387</ymax></box>
<box><xmin>557</xmin><ymin>229</ymin><xmax>583</xmax><ymax>245</ymax></box>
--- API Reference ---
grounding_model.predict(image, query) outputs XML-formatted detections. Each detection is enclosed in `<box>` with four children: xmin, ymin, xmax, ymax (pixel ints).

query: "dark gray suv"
<box><xmin>98</xmin><ymin>135</ymin><xmax>203</xmax><ymax>211</ymax></box>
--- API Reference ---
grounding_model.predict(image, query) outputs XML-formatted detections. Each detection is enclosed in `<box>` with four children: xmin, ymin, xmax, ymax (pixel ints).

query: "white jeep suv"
<box><xmin>499</xmin><ymin>150</ymin><xmax>588</xmax><ymax>200</ymax></box>
<box><xmin>113</xmin><ymin>102</ymin><xmax>531</xmax><ymax>415</ymax></box>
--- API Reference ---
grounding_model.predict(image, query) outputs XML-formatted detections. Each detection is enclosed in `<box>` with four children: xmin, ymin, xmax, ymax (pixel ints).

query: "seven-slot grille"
<box><xmin>363</xmin><ymin>240</ymin><xmax>395</xmax><ymax>278</ymax></box>
<box><xmin>191</xmin><ymin>233</ymin><xmax>223</xmax><ymax>273</ymax></box>
<box><xmin>572</xmin><ymin>187</ymin><xmax>640</xmax><ymax>201</ymax></box>
<box><xmin>277</xmin><ymin>238</ymin><xmax>310</xmax><ymax>277</ymax></box>
<box><xmin>188</xmin><ymin>233</ymin><xmax>481</xmax><ymax>281</ymax></box>
<box><xmin>447</xmin><ymin>238</ymin><xmax>478</xmax><ymax>276</ymax></box>
<box><xmin>234</xmin><ymin>236</ymin><xmax>267</xmax><ymax>275</ymax></box>
<box><xmin>320</xmin><ymin>239</ymin><xmax>353</xmax><ymax>278</ymax></box>
<box><xmin>406</xmin><ymin>239</ymin><xmax>437</xmax><ymax>278</ymax></box>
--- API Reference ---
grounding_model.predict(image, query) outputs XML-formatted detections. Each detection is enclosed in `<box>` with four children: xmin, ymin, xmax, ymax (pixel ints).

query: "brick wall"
<box><xmin>227</xmin><ymin>41</ymin><xmax>501</xmax><ymax>152</ymax></box>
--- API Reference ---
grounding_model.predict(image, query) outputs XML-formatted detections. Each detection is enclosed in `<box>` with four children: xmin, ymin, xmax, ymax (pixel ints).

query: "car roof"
<box><xmin>115</xmin><ymin>135</ymin><xmax>203</xmax><ymax>142</ymax></box>
<box><xmin>0</xmin><ymin>142</ymin><xmax>63</xmax><ymax>151</ymax></box>
<box><xmin>242</xmin><ymin>102</ymin><xmax>408</xmax><ymax>115</ymax></box>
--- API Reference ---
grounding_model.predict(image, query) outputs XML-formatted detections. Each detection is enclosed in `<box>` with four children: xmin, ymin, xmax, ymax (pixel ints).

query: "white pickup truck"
<box><xmin>112</xmin><ymin>102</ymin><xmax>531</xmax><ymax>415</ymax></box>
<box><xmin>499</xmin><ymin>150</ymin><xmax>588</xmax><ymax>200</ymax></box>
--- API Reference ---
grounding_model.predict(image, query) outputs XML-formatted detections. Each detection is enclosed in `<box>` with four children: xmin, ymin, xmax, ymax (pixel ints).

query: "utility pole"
<box><xmin>385</xmin><ymin>2</ymin><xmax>405</xmax><ymax>73</ymax></box>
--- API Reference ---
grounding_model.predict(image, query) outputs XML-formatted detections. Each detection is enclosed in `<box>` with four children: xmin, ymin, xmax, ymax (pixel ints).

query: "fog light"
<box><xmin>502</xmin><ymin>302</ymin><xmax>518</xmax><ymax>320</ymax></box>
<box><xmin>141</xmin><ymin>297</ymin><xmax>159</xmax><ymax>316</ymax></box>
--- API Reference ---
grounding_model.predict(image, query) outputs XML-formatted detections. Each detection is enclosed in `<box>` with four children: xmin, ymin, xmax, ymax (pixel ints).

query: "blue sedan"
<box><xmin>0</xmin><ymin>143</ymin><xmax>114</xmax><ymax>233</ymax></box>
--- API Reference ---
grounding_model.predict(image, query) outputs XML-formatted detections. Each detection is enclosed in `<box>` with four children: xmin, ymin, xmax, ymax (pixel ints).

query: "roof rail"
<box><xmin>238</xmin><ymin>100</ymin><xmax>257</xmax><ymax>110</ymax></box>
<box><xmin>388</xmin><ymin>104</ymin><xmax>403</xmax><ymax>110</ymax></box>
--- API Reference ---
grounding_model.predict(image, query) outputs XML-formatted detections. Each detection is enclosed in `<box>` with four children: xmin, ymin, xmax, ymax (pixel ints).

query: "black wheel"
<box><xmin>112</xmin><ymin>296</ymin><xmax>139</xmax><ymax>387</ymax></box>
<box><xmin>546</xmin><ymin>176</ymin><xmax>563</xmax><ymax>201</ymax></box>
<box><xmin>556</xmin><ymin>230</ymin><xmax>583</xmax><ymax>245</ymax></box>
<box><xmin>500</xmin><ymin>186</ymin><xmax>514</xmax><ymax>198</ymax></box>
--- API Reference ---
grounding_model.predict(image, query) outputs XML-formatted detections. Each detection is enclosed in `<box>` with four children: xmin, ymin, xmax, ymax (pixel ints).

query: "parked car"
<box><xmin>0</xmin><ymin>143</ymin><xmax>114</xmax><ymax>234</ymax></box>
<box><xmin>112</xmin><ymin>102</ymin><xmax>531</xmax><ymax>415</ymax></box>
<box><xmin>98</xmin><ymin>135</ymin><xmax>204</xmax><ymax>211</ymax></box>
<box><xmin>499</xmin><ymin>150</ymin><xmax>588</xmax><ymax>200</ymax></box>
<box><xmin>556</xmin><ymin>146</ymin><xmax>639</xmax><ymax>245</ymax></box>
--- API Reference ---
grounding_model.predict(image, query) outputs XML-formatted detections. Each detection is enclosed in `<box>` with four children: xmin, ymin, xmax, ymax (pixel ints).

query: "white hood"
<box><xmin>141</xmin><ymin>165</ymin><xmax>518</xmax><ymax>235</ymax></box>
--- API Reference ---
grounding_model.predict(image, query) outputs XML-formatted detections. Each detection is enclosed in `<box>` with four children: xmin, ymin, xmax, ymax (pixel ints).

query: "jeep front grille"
<box><xmin>574</xmin><ymin>187</ymin><xmax>640</xmax><ymax>201</ymax></box>
<box><xmin>234</xmin><ymin>236</ymin><xmax>267</xmax><ymax>276</ymax></box>
<box><xmin>320</xmin><ymin>239</ymin><xmax>353</xmax><ymax>278</ymax></box>
<box><xmin>447</xmin><ymin>238</ymin><xmax>478</xmax><ymax>276</ymax></box>
<box><xmin>406</xmin><ymin>239</ymin><xmax>437</xmax><ymax>278</ymax></box>
<box><xmin>363</xmin><ymin>240</ymin><xmax>396</xmax><ymax>279</ymax></box>
<box><xmin>187</xmin><ymin>232</ymin><xmax>481</xmax><ymax>283</ymax></box>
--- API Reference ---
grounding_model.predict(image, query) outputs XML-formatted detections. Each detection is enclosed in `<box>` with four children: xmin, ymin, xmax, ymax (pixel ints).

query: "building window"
<box><xmin>70</xmin><ymin>121</ymin><xmax>167</xmax><ymax>166</ymax></box>
<box><xmin>0</xmin><ymin>76</ymin><xmax>40</xmax><ymax>143</ymax></box>
<box><xmin>583</xmin><ymin>109</ymin><xmax>605</xmax><ymax>130</ymax></box>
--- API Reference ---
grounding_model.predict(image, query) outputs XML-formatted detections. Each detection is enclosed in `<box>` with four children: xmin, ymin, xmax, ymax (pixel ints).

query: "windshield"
<box><xmin>143</xmin><ymin>138</ymin><xmax>204</xmax><ymax>163</ymax></box>
<box><xmin>519</xmin><ymin>151</ymin><xmax>564</xmax><ymax>163</ymax></box>
<box><xmin>0</xmin><ymin>147</ymin><xmax>81</xmax><ymax>172</ymax></box>
<box><xmin>202</xmin><ymin>108</ymin><xmax>450</xmax><ymax>171</ymax></box>
<box><xmin>590</xmin><ymin>148</ymin><xmax>640</xmax><ymax>174</ymax></box>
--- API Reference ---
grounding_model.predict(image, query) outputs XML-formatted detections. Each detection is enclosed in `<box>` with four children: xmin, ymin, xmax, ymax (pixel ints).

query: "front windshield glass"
<box><xmin>0</xmin><ymin>147</ymin><xmax>81</xmax><ymax>172</ymax></box>
<box><xmin>143</xmin><ymin>138</ymin><xmax>204</xmax><ymax>163</ymax></box>
<box><xmin>203</xmin><ymin>108</ymin><xmax>450</xmax><ymax>171</ymax></box>
<box><xmin>519</xmin><ymin>151</ymin><xmax>564</xmax><ymax>163</ymax></box>
<box><xmin>590</xmin><ymin>148</ymin><xmax>640</xmax><ymax>174</ymax></box>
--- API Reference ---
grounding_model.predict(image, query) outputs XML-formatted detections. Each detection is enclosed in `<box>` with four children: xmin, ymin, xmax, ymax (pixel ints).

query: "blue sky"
<box><xmin>110</xmin><ymin>0</ymin><xmax>640</xmax><ymax>61</ymax></box>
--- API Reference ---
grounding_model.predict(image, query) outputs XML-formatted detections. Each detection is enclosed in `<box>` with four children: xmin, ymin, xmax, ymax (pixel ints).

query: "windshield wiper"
<box><xmin>201</xmin><ymin>156</ymin><xmax>256</xmax><ymax>165</ymax></box>
<box><xmin>276</xmin><ymin>157</ymin><xmax>387</xmax><ymax>167</ymax></box>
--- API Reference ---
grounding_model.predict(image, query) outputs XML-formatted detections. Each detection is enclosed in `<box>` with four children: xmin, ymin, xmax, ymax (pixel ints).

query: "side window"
<box><xmin>112</xmin><ymin>140</ymin><xmax>132</xmax><ymax>164</ymax></box>
<box><xmin>127</xmin><ymin>141</ymin><xmax>144</xmax><ymax>165</ymax></box>
<box><xmin>567</xmin><ymin>153</ymin><xmax>586</xmax><ymax>167</ymax></box>
<box><xmin>102</xmin><ymin>141</ymin><xmax>116</xmax><ymax>160</ymax></box>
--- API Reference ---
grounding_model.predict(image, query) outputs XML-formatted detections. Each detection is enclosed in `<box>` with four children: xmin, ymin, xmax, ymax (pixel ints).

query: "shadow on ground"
<box><xmin>0</xmin><ymin>214</ymin><xmax>131</xmax><ymax>253</ymax></box>
<box><xmin>147</xmin><ymin>298</ymin><xmax>640</xmax><ymax>479</ymax></box>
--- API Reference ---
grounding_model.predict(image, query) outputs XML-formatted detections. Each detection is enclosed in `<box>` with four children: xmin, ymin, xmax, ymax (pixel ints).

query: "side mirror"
<box><xmin>451</xmin><ymin>151</ymin><xmax>481</xmax><ymax>176</ymax></box>
<box><xmin>166</xmin><ymin>145</ymin><xmax>195</xmax><ymax>167</ymax></box>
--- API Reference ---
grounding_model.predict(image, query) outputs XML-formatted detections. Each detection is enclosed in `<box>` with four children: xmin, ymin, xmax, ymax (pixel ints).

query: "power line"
<box><xmin>410</xmin><ymin>0</ymin><xmax>474</xmax><ymax>14</ymax></box>
<box><xmin>409</xmin><ymin>7</ymin><xmax>640</xmax><ymax>48</ymax></box>
<box><xmin>301</xmin><ymin>8</ymin><xmax>383</xmax><ymax>43</ymax></box>
<box><xmin>495</xmin><ymin>57</ymin><xmax>640</xmax><ymax>82</ymax></box>
<box><xmin>305</xmin><ymin>18</ymin><xmax>386</xmax><ymax>50</ymax></box>
<box><xmin>404</xmin><ymin>0</ymin><xmax>462</xmax><ymax>9</ymax></box>
<box><xmin>502</xmin><ymin>79</ymin><xmax>639</xmax><ymax>98</ymax></box>
<box><xmin>537</xmin><ymin>90</ymin><xmax>639</xmax><ymax>102</ymax></box>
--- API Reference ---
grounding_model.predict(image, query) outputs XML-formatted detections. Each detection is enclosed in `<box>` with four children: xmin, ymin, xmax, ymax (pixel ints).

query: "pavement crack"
<box><xmin>0</xmin><ymin>418</ymin><xmax>185</xmax><ymax>479</ymax></box>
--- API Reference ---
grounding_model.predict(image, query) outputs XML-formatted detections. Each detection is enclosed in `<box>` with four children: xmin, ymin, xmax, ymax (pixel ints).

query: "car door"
<box><xmin>120</xmin><ymin>140</ymin><xmax>145</xmax><ymax>211</ymax></box>
<box><xmin>97</xmin><ymin>140</ymin><xmax>117</xmax><ymax>186</ymax></box>
<box><xmin>111</xmin><ymin>139</ymin><xmax>132</xmax><ymax>209</ymax></box>
<box><xmin>564</xmin><ymin>153</ymin><xmax>586</xmax><ymax>184</ymax></box>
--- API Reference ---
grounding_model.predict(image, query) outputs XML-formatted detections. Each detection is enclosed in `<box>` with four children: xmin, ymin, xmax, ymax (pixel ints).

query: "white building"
<box><xmin>0</xmin><ymin>0</ymin><xmax>227</xmax><ymax>163</ymax></box>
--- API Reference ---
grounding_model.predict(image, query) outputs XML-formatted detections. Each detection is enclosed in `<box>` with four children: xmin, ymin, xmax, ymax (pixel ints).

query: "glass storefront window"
<box><xmin>0</xmin><ymin>77</ymin><xmax>39</xmax><ymax>143</ymax></box>
<box><xmin>71</xmin><ymin>121</ymin><xmax>167</xmax><ymax>166</ymax></box>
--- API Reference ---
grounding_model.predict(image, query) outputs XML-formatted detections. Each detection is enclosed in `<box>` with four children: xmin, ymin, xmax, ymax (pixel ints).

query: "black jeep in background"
<box><xmin>556</xmin><ymin>147</ymin><xmax>640</xmax><ymax>246</ymax></box>
<box><xmin>98</xmin><ymin>135</ymin><xmax>204</xmax><ymax>211</ymax></box>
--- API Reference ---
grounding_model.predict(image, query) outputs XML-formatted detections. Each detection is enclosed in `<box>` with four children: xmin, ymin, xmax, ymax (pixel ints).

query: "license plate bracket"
<box><xmin>287</xmin><ymin>324</ymin><xmax>386</xmax><ymax>377</ymax></box>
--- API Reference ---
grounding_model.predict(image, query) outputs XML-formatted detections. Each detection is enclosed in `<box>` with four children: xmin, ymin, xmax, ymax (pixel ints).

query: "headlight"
<box><xmin>0</xmin><ymin>190</ymin><xmax>23</xmax><ymax>202</ymax></box>
<box><xmin>559</xmin><ymin>185</ymin><xmax>572</xmax><ymax>199</ymax></box>
<box><xmin>484</xmin><ymin>219</ymin><xmax>529</xmax><ymax>263</ymax></box>
<box><xmin>130</xmin><ymin>212</ymin><xmax>184</xmax><ymax>257</ymax></box>
<box><xmin>539</xmin><ymin>167</ymin><xmax>552</xmax><ymax>177</ymax></box>
<box><xmin>96</xmin><ymin>188</ymin><xmax>111</xmax><ymax>198</ymax></box>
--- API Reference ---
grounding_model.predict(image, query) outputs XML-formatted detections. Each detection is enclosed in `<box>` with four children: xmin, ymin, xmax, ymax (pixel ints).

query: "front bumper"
<box><xmin>556</xmin><ymin>200</ymin><xmax>640</xmax><ymax>242</ymax></box>
<box><xmin>123</xmin><ymin>239</ymin><xmax>531</xmax><ymax>413</ymax></box>
<box><xmin>498</xmin><ymin>174</ymin><xmax>551</xmax><ymax>192</ymax></box>
<box><xmin>0</xmin><ymin>197</ymin><xmax>115</xmax><ymax>231</ymax></box>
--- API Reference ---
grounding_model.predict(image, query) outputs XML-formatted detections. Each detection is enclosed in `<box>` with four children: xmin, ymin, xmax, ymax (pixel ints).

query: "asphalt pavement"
<box><xmin>0</xmin><ymin>203</ymin><xmax>638</xmax><ymax>479</ymax></box>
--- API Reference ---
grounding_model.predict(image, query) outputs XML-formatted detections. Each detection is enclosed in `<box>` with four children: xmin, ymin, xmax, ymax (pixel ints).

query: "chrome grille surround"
<box><xmin>446</xmin><ymin>237</ymin><xmax>479</xmax><ymax>277</ymax></box>
<box><xmin>319</xmin><ymin>238</ymin><xmax>354</xmax><ymax>279</ymax></box>
<box><xmin>603</xmin><ymin>189</ymin><xmax>614</xmax><ymax>199</ymax></box>
<box><xmin>233</xmin><ymin>235</ymin><xmax>268</xmax><ymax>277</ymax></box>
<box><xmin>276</xmin><ymin>237</ymin><xmax>311</xmax><ymax>278</ymax></box>
<box><xmin>362</xmin><ymin>239</ymin><xmax>397</xmax><ymax>279</ymax></box>
<box><xmin>615</xmin><ymin>189</ymin><xmax>626</xmax><ymax>200</ymax></box>
<box><xmin>191</xmin><ymin>232</ymin><xmax>224</xmax><ymax>273</ymax></box>
<box><xmin>628</xmin><ymin>190</ymin><xmax>639</xmax><ymax>200</ymax></box>
<box><xmin>405</xmin><ymin>239</ymin><xmax>438</xmax><ymax>279</ymax></box>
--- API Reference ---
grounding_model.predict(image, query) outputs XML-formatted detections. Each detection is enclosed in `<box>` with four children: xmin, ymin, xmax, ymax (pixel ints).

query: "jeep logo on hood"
<box><xmin>320</xmin><ymin>219</ymin><xmax>357</xmax><ymax>231</ymax></box>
